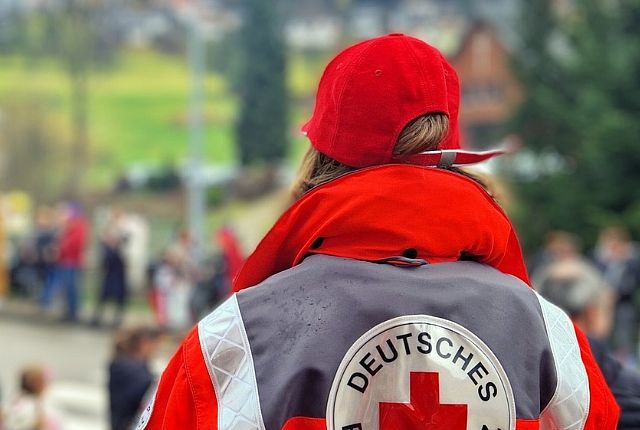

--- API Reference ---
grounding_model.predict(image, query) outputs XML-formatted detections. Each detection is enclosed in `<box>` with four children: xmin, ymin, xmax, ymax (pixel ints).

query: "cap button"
<box><xmin>388</xmin><ymin>33</ymin><xmax>405</xmax><ymax>37</ymax></box>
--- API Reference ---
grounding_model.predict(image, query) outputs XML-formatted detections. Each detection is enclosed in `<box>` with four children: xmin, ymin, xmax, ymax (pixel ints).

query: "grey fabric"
<box><xmin>236</xmin><ymin>255</ymin><xmax>556</xmax><ymax>430</ymax></box>
<box><xmin>438</xmin><ymin>150</ymin><xmax>457</xmax><ymax>168</ymax></box>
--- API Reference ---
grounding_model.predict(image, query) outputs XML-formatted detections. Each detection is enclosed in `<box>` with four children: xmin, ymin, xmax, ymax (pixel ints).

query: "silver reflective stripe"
<box><xmin>438</xmin><ymin>150</ymin><xmax>457</xmax><ymax>168</ymax></box>
<box><xmin>135</xmin><ymin>384</ymin><xmax>157</xmax><ymax>430</ymax></box>
<box><xmin>535</xmin><ymin>291</ymin><xmax>589</xmax><ymax>430</ymax></box>
<box><xmin>198</xmin><ymin>295</ymin><xmax>266</xmax><ymax>430</ymax></box>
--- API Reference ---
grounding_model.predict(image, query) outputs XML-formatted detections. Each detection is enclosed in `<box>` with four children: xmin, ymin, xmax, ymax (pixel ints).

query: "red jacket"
<box><xmin>58</xmin><ymin>216</ymin><xmax>88</xmax><ymax>267</ymax></box>
<box><xmin>139</xmin><ymin>167</ymin><xmax>619</xmax><ymax>430</ymax></box>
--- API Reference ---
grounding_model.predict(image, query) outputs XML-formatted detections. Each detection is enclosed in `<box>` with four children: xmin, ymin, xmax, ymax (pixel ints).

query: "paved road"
<box><xmin>0</xmin><ymin>304</ymin><xmax>173</xmax><ymax>430</ymax></box>
<box><xmin>0</xmin><ymin>311</ymin><xmax>110</xmax><ymax>429</ymax></box>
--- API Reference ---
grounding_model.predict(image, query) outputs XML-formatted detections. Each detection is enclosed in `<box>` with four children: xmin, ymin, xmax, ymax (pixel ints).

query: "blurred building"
<box><xmin>449</xmin><ymin>22</ymin><xmax>522</xmax><ymax>148</ymax></box>
<box><xmin>0</xmin><ymin>0</ymin><xmax>524</xmax><ymax>152</ymax></box>
<box><xmin>280</xmin><ymin>1</ymin><xmax>524</xmax><ymax>150</ymax></box>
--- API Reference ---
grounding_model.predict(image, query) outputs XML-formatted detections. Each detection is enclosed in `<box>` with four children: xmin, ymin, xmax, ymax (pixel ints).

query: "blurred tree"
<box><xmin>209</xmin><ymin>31</ymin><xmax>243</xmax><ymax>93</ymax></box>
<box><xmin>45</xmin><ymin>0</ymin><xmax>116</xmax><ymax>198</ymax></box>
<box><xmin>235</xmin><ymin>0</ymin><xmax>289</xmax><ymax>165</ymax></box>
<box><xmin>0</xmin><ymin>94</ymin><xmax>72</xmax><ymax>203</ymax></box>
<box><xmin>509</xmin><ymin>0</ymin><xmax>640</xmax><ymax>250</ymax></box>
<box><xmin>0</xmin><ymin>7</ymin><xmax>50</xmax><ymax>62</ymax></box>
<box><xmin>1</xmin><ymin>1</ymin><xmax>119</xmax><ymax>198</ymax></box>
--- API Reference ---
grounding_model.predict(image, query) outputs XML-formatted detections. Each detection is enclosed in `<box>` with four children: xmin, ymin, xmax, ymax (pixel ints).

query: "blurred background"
<box><xmin>0</xmin><ymin>0</ymin><xmax>639</xmax><ymax>429</ymax></box>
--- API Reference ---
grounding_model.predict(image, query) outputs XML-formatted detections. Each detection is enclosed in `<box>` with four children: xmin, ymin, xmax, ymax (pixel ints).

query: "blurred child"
<box><xmin>4</xmin><ymin>366</ymin><xmax>61</xmax><ymax>430</ymax></box>
<box><xmin>152</xmin><ymin>248</ymin><xmax>192</xmax><ymax>330</ymax></box>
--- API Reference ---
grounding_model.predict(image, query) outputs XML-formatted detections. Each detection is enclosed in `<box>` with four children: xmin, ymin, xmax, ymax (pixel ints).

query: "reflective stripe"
<box><xmin>400</xmin><ymin>144</ymin><xmax>514</xmax><ymax>167</ymax></box>
<box><xmin>199</xmin><ymin>295</ymin><xmax>265</xmax><ymax>430</ymax></box>
<box><xmin>135</xmin><ymin>384</ymin><xmax>157</xmax><ymax>430</ymax></box>
<box><xmin>535</xmin><ymin>292</ymin><xmax>589</xmax><ymax>430</ymax></box>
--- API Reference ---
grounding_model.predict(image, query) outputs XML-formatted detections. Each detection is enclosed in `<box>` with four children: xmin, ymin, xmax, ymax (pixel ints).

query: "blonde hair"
<box><xmin>293</xmin><ymin>114</ymin><xmax>498</xmax><ymax>201</ymax></box>
<box><xmin>292</xmin><ymin>114</ymin><xmax>449</xmax><ymax>199</ymax></box>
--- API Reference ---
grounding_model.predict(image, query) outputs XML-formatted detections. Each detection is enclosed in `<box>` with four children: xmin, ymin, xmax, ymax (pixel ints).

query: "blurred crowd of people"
<box><xmin>2</xmin><ymin>201</ymin><xmax>639</xmax><ymax>428</ymax></box>
<box><xmin>531</xmin><ymin>226</ymin><xmax>640</xmax><ymax>364</ymax></box>
<box><xmin>0</xmin><ymin>203</ymin><xmax>246</xmax><ymax>429</ymax></box>
<box><xmin>3</xmin><ymin>202</ymin><xmax>244</xmax><ymax>332</ymax></box>
<box><xmin>146</xmin><ymin>226</ymin><xmax>243</xmax><ymax>330</ymax></box>
<box><xmin>531</xmin><ymin>226</ymin><xmax>640</xmax><ymax>426</ymax></box>
<box><xmin>9</xmin><ymin>203</ymin><xmax>88</xmax><ymax>322</ymax></box>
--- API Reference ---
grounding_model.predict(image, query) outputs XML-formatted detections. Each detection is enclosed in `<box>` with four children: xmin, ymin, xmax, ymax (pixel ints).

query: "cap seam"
<box><xmin>385</xmin><ymin>37</ymin><xmax>434</xmax><ymax>162</ymax></box>
<box><xmin>401</xmin><ymin>37</ymin><xmax>430</xmax><ymax>109</ymax></box>
<box><xmin>328</xmin><ymin>39</ymin><xmax>382</xmax><ymax>159</ymax></box>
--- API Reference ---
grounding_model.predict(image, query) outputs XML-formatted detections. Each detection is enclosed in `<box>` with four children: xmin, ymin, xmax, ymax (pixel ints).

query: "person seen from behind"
<box><xmin>33</xmin><ymin>207</ymin><xmax>57</xmax><ymax>302</ymax></box>
<box><xmin>138</xmin><ymin>34</ymin><xmax>619</xmax><ymax>430</ymax></box>
<box><xmin>109</xmin><ymin>326</ymin><xmax>163</xmax><ymax>430</ymax></box>
<box><xmin>92</xmin><ymin>209</ymin><xmax>129</xmax><ymax>328</ymax></box>
<box><xmin>536</xmin><ymin>259</ymin><xmax>640</xmax><ymax>429</ymax></box>
<box><xmin>594</xmin><ymin>226</ymin><xmax>640</xmax><ymax>361</ymax></box>
<box><xmin>41</xmin><ymin>203</ymin><xmax>88</xmax><ymax>322</ymax></box>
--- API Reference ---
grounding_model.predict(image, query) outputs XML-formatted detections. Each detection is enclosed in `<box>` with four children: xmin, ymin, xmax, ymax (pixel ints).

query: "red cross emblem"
<box><xmin>379</xmin><ymin>372</ymin><xmax>468</xmax><ymax>430</ymax></box>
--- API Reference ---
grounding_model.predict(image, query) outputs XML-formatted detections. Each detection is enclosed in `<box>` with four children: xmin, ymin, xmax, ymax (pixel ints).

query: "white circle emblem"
<box><xmin>327</xmin><ymin>315</ymin><xmax>515</xmax><ymax>430</ymax></box>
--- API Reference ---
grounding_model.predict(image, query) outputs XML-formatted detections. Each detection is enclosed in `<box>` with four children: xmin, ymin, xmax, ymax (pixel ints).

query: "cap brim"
<box><xmin>300</xmin><ymin>119</ymin><xmax>312</xmax><ymax>136</ymax></box>
<box><xmin>398</xmin><ymin>143</ymin><xmax>519</xmax><ymax>168</ymax></box>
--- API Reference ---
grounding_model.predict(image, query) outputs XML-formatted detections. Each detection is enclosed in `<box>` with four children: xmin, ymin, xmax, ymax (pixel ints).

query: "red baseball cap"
<box><xmin>302</xmin><ymin>33</ymin><xmax>509</xmax><ymax>168</ymax></box>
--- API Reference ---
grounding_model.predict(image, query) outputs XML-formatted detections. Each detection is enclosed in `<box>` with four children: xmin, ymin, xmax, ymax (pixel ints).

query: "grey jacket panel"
<box><xmin>237</xmin><ymin>255</ymin><xmax>556</xmax><ymax>430</ymax></box>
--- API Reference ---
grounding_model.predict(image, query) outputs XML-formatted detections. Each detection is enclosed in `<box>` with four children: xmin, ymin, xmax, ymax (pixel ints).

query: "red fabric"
<box><xmin>302</xmin><ymin>34</ymin><xmax>455</xmax><ymax>168</ymax></box>
<box><xmin>302</xmin><ymin>33</ymin><xmax>512</xmax><ymax>168</ymax></box>
<box><xmin>217</xmin><ymin>226</ymin><xmax>245</xmax><ymax>286</ymax></box>
<box><xmin>234</xmin><ymin>166</ymin><xmax>530</xmax><ymax>292</ymax></box>
<box><xmin>148</xmin><ymin>166</ymin><xmax>617</xmax><ymax>430</ymax></box>
<box><xmin>379</xmin><ymin>372</ymin><xmax>467</xmax><ymax>430</ymax></box>
<box><xmin>440</xmin><ymin>55</ymin><xmax>461</xmax><ymax>151</ymax></box>
<box><xmin>516</xmin><ymin>419</ymin><xmax>540</xmax><ymax>430</ymax></box>
<box><xmin>280</xmin><ymin>417</ymin><xmax>540</xmax><ymax>430</ymax></box>
<box><xmin>57</xmin><ymin>216</ymin><xmax>88</xmax><ymax>267</ymax></box>
<box><xmin>281</xmin><ymin>417</ymin><xmax>326</xmax><ymax>430</ymax></box>
<box><xmin>573</xmin><ymin>323</ymin><xmax>620</xmax><ymax>429</ymax></box>
<box><xmin>401</xmin><ymin>146</ymin><xmax>511</xmax><ymax>167</ymax></box>
<box><xmin>144</xmin><ymin>327</ymin><xmax>217</xmax><ymax>429</ymax></box>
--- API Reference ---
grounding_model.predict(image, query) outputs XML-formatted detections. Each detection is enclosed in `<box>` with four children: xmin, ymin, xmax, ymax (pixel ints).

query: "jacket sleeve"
<box><xmin>138</xmin><ymin>327</ymin><xmax>218</xmax><ymax>430</ymax></box>
<box><xmin>574</xmin><ymin>323</ymin><xmax>620</xmax><ymax>430</ymax></box>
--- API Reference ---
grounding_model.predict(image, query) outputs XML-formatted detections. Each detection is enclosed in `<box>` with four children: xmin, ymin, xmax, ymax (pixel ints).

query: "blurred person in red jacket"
<box><xmin>41</xmin><ymin>203</ymin><xmax>89</xmax><ymax>322</ymax></box>
<box><xmin>216</xmin><ymin>225</ymin><xmax>244</xmax><ymax>289</ymax></box>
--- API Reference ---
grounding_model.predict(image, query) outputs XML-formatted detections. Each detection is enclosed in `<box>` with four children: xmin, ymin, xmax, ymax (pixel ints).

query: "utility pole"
<box><xmin>186</xmin><ymin>7</ymin><xmax>206</xmax><ymax>261</ymax></box>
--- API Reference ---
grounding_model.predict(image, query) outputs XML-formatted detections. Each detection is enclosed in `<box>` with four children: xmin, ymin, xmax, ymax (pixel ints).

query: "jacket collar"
<box><xmin>233</xmin><ymin>165</ymin><xmax>530</xmax><ymax>292</ymax></box>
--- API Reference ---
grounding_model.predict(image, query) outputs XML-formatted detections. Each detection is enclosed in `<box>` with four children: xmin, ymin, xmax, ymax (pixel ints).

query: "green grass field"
<box><xmin>0</xmin><ymin>48</ymin><xmax>326</xmax><ymax>189</ymax></box>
